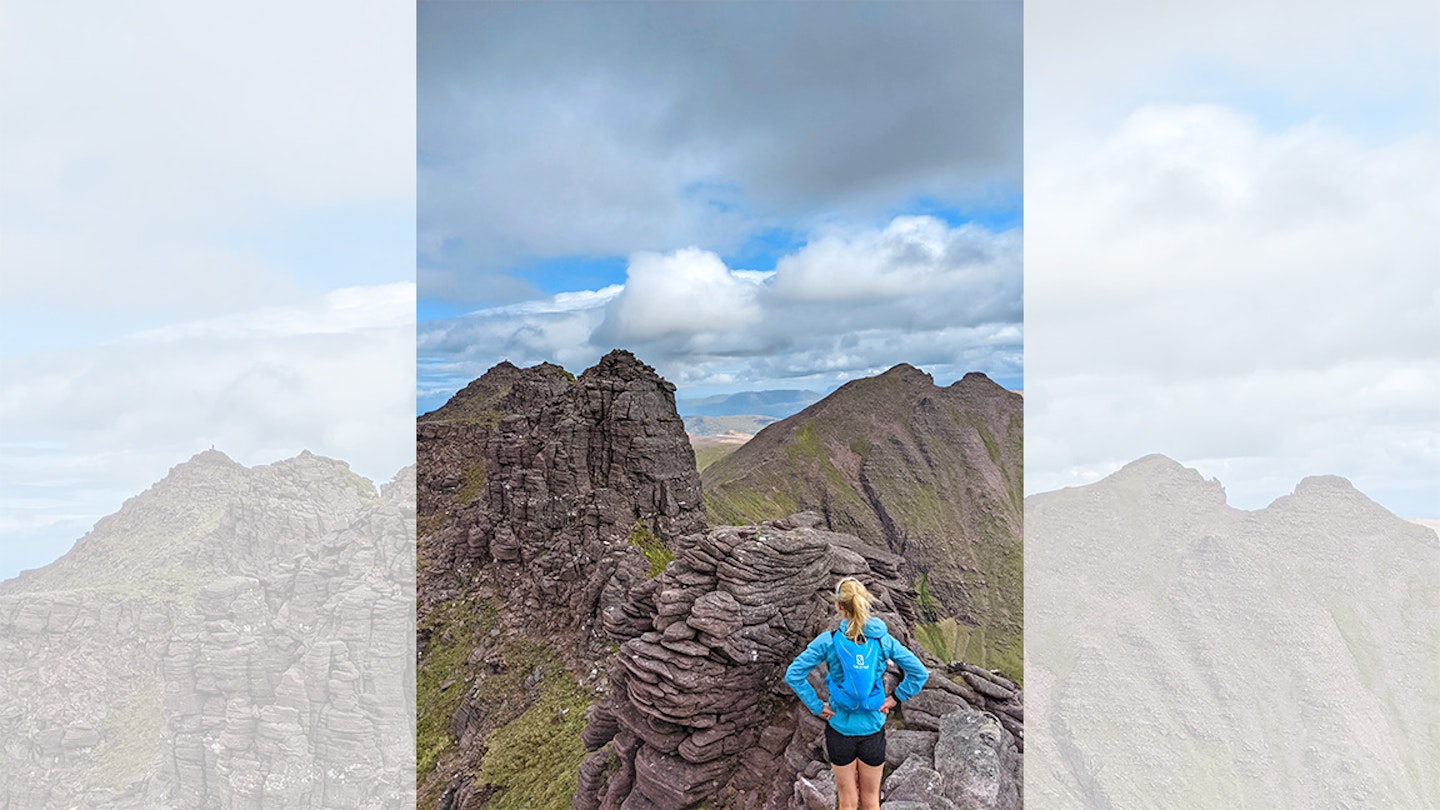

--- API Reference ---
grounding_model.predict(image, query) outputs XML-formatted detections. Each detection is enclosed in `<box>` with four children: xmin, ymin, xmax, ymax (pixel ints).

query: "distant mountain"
<box><xmin>677</xmin><ymin>388</ymin><xmax>821</xmax><ymax>419</ymax></box>
<box><xmin>1026</xmin><ymin>456</ymin><xmax>1440</xmax><ymax>808</ymax></box>
<box><xmin>683</xmin><ymin>414</ymin><xmax>777</xmax><ymax>437</ymax></box>
<box><xmin>0</xmin><ymin>450</ymin><xmax>414</xmax><ymax>809</ymax></box>
<box><xmin>701</xmin><ymin>363</ymin><xmax>1023</xmax><ymax>678</ymax></box>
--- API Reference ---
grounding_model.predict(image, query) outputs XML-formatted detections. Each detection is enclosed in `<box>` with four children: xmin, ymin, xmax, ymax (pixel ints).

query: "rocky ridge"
<box><xmin>418</xmin><ymin>353</ymin><xmax>1025</xmax><ymax>809</ymax></box>
<box><xmin>0</xmin><ymin>451</ymin><xmax>414</xmax><ymax>809</ymax></box>
<box><xmin>418</xmin><ymin>350</ymin><xmax>706</xmax><ymax>646</ymax></box>
<box><xmin>415</xmin><ymin>351</ymin><xmax>708</xmax><ymax>806</ymax></box>
<box><xmin>575</xmin><ymin>512</ymin><xmax>1023</xmax><ymax>810</ymax></box>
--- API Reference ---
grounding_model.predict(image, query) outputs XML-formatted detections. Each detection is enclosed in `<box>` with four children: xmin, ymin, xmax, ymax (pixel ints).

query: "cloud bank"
<box><xmin>418</xmin><ymin>216</ymin><xmax>1022</xmax><ymax>410</ymax></box>
<box><xmin>1</xmin><ymin>284</ymin><xmax>416</xmax><ymax>580</ymax></box>
<box><xmin>1025</xmin><ymin>0</ymin><xmax>1438</xmax><ymax>517</ymax></box>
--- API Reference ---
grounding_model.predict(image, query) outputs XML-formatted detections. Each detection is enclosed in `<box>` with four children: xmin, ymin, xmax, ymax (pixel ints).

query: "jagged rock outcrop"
<box><xmin>0</xmin><ymin>451</ymin><xmax>414</xmax><ymax>809</ymax></box>
<box><xmin>702</xmin><ymin>365</ymin><xmax>1023</xmax><ymax>675</ymax></box>
<box><xmin>416</xmin><ymin>351</ymin><xmax>708</xmax><ymax>807</ymax></box>
<box><xmin>418</xmin><ymin>350</ymin><xmax>706</xmax><ymax>648</ymax></box>
<box><xmin>575</xmin><ymin>513</ymin><xmax>1023</xmax><ymax>810</ymax></box>
<box><xmin>1027</xmin><ymin>455</ymin><xmax>1440</xmax><ymax>808</ymax></box>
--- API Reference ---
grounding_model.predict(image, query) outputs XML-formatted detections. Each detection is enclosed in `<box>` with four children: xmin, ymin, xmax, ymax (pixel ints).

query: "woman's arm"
<box><xmin>887</xmin><ymin>637</ymin><xmax>930</xmax><ymax>703</ymax></box>
<box><xmin>784</xmin><ymin>633</ymin><xmax>833</xmax><ymax>716</ymax></box>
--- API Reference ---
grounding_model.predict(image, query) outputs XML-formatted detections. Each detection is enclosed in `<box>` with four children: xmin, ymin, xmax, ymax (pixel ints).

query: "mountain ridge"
<box><xmin>1</xmin><ymin>450</ymin><xmax>415</xmax><ymax>808</ymax></box>
<box><xmin>1026</xmin><ymin>456</ymin><xmax>1439</xmax><ymax>808</ymax></box>
<box><xmin>701</xmin><ymin>363</ymin><xmax>1023</xmax><ymax>677</ymax></box>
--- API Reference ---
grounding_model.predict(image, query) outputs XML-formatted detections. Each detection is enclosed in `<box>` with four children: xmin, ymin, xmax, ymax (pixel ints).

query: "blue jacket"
<box><xmin>784</xmin><ymin>617</ymin><xmax>929</xmax><ymax>736</ymax></box>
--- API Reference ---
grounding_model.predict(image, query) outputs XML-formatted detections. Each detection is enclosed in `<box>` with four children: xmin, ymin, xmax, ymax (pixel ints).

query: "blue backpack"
<box><xmin>829</xmin><ymin>629</ymin><xmax>886</xmax><ymax>711</ymax></box>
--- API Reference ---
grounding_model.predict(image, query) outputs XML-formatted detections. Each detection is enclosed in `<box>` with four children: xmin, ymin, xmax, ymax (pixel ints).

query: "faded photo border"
<box><xmin>1024</xmin><ymin>0</ymin><xmax>1439</xmax><ymax>806</ymax></box>
<box><xmin>1</xmin><ymin>2</ymin><xmax>417</xmax><ymax>807</ymax></box>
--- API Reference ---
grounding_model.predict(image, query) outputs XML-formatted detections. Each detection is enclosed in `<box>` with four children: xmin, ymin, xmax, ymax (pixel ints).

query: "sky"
<box><xmin>416</xmin><ymin>2</ymin><xmax>1024</xmax><ymax>414</ymax></box>
<box><xmin>1023</xmin><ymin>0</ymin><xmax>1439</xmax><ymax>517</ymax></box>
<box><xmin>0</xmin><ymin>0</ymin><xmax>417</xmax><ymax>580</ymax></box>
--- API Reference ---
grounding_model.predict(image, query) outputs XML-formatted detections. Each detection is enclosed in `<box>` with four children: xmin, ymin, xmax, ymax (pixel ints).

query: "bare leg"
<box><xmin>857</xmin><ymin>759</ymin><xmax>884</xmax><ymax>810</ymax></box>
<box><xmin>831</xmin><ymin>760</ymin><xmax>859</xmax><ymax>810</ymax></box>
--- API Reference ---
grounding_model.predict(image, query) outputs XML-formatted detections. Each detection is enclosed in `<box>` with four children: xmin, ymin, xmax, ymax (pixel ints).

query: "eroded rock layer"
<box><xmin>416</xmin><ymin>351</ymin><xmax>708</xmax><ymax>806</ymax></box>
<box><xmin>575</xmin><ymin>513</ymin><xmax>1023</xmax><ymax>810</ymax></box>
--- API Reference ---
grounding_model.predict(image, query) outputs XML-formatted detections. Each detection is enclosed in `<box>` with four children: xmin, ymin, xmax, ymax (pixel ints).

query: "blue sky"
<box><xmin>417</xmin><ymin>2</ymin><xmax>1023</xmax><ymax>413</ymax></box>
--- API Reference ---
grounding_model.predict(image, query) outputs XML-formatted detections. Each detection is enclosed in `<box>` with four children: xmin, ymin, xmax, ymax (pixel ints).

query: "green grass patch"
<box><xmin>417</xmin><ymin>595</ymin><xmax>498</xmax><ymax>779</ymax></box>
<box><xmin>693</xmin><ymin>443</ymin><xmax>741</xmax><ymax>472</ymax></box>
<box><xmin>628</xmin><ymin>523</ymin><xmax>673</xmax><ymax>577</ymax></box>
<box><xmin>914</xmin><ymin>618</ymin><xmax>1023</xmax><ymax>686</ymax></box>
<box><xmin>417</xmin><ymin>512</ymin><xmax>446</xmax><ymax>541</ymax></box>
<box><xmin>786</xmin><ymin>423</ymin><xmax>827</xmax><ymax>466</ymax></box>
<box><xmin>849</xmin><ymin>436</ymin><xmax>872</xmax><ymax>458</ymax></box>
<box><xmin>703</xmin><ymin>487</ymin><xmax>798</xmax><ymax>526</ymax></box>
<box><xmin>476</xmin><ymin>660</ymin><xmax>592</xmax><ymax>810</ymax></box>
<box><xmin>455</xmin><ymin>460</ymin><xmax>487</xmax><ymax>504</ymax></box>
<box><xmin>915</xmin><ymin>572</ymin><xmax>940</xmax><ymax>618</ymax></box>
<box><xmin>915</xmin><ymin>617</ymin><xmax>970</xmax><ymax>663</ymax></box>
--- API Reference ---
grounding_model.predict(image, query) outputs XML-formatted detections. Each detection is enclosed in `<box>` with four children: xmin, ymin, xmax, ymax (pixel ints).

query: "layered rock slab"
<box><xmin>577</xmin><ymin>513</ymin><xmax>1024</xmax><ymax>810</ymax></box>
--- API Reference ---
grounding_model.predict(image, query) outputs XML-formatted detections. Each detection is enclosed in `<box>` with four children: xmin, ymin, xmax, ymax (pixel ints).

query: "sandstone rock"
<box><xmin>933</xmin><ymin>705</ymin><xmax>1022</xmax><ymax>810</ymax></box>
<box><xmin>881</xmin><ymin>755</ymin><xmax>953</xmax><ymax>809</ymax></box>
<box><xmin>793</xmin><ymin>769</ymin><xmax>836</xmax><ymax>810</ymax></box>
<box><xmin>884</xmin><ymin>729</ymin><xmax>940</xmax><ymax>769</ymax></box>
<box><xmin>576</xmin><ymin>519</ymin><xmax>921</xmax><ymax>809</ymax></box>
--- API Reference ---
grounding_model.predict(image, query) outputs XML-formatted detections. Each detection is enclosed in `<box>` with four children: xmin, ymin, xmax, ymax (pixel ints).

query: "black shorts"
<box><xmin>824</xmin><ymin>724</ymin><xmax>886</xmax><ymax>767</ymax></box>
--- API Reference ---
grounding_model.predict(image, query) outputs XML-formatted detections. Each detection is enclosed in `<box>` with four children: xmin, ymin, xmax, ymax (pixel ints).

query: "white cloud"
<box><xmin>599</xmin><ymin>249</ymin><xmax>764</xmax><ymax>342</ymax></box>
<box><xmin>1026</xmin><ymin>103</ymin><xmax>1439</xmax><ymax>516</ymax></box>
<box><xmin>417</xmin><ymin>3</ymin><xmax>1020</xmax><ymax>299</ymax></box>
<box><xmin>773</xmin><ymin>217</ymin><xmax>1020</xmax><ymax>310</ymax></box>
<box><xmin>418</xmin><ymin>217</ymin><xmax>1023</xmax><ymax>409</ymax></box>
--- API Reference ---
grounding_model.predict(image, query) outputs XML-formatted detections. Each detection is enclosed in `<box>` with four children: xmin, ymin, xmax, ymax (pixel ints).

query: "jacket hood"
<box><xmin>839</xmin><ymin>617</ymin><xmax>892</xmax><ymax>639</ymax></box>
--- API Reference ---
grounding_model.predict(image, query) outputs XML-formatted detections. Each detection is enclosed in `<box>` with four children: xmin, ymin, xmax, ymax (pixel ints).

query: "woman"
<box><xmin>785</xmin><ymin>577</ymin><xmax>929</xmax><ymax>810</ymax></box>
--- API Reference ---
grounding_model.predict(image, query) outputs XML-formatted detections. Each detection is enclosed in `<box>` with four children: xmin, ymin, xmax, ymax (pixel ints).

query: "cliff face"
<box><xmin>418</xmin><ymin>351</ymin><xmax>705</xmax><ymax>639</ymax></box>
<box><xmin>415</xmin><ymin>350</ymin><xmax>709</xmax><ymax>807</ymax></box>
<box><xmin>1026</xmin><ymin>455</ymin><xmax>1440</xmax><ymax>808</ymax></box>
<box><xmin>0</xmin><ymin>451</ymin><xmax>415</xmax><ymax>809</ymax></box>
<box><xmin>702</xmin><ymin>365</ymin><xmax>1023</xmax><ymax>677</ymax></box>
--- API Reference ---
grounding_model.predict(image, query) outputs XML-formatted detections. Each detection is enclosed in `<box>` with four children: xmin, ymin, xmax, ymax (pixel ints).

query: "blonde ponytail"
<box><xmin>834</xmin><ymin>577</ymin><xmax>874</xmax><ymax>643</ymax></box>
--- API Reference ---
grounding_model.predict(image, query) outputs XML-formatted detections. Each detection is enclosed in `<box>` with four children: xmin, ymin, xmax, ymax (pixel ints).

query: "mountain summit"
<box><xmin>701</xmin><ymin>364</ymin><xmax>1023</xmax><ymax>675</ymax></box>
<box><xmin>1</xmin><ymin>451</ymin><xmax>414</xmax><ymax>808</ymax></box>
<box><xmin>1026</xmin><ymin>458</ymin><xmax>1440</xmax><ymax>808</ymax></box>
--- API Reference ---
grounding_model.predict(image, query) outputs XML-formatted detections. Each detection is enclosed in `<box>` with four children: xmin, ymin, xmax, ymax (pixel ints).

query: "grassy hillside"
<box><xmin>702</xmin><ymin>364</ymin><xmax>1023</xmax><ymax>680</ymax></box>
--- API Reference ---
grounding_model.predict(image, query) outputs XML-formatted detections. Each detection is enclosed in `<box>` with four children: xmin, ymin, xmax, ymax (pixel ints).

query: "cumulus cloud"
<box><xmin>598</xmin><ymin>249</ymin><xmax>764</xmax><ymax>342</ymax></box>
<box><xmin>1025</xmin><ymin>102</ymin><xmax>1439</xmax><ymax>515</ymax></box>
<box><xmin>0</xmin><ymin>284</ymin><xmax>416</xmax><ymax>579</ymax></box>
<box><xmin>418</xmin><ymin>217</ymin><xmax>1022</xmax><ymax>412</ymax></box>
